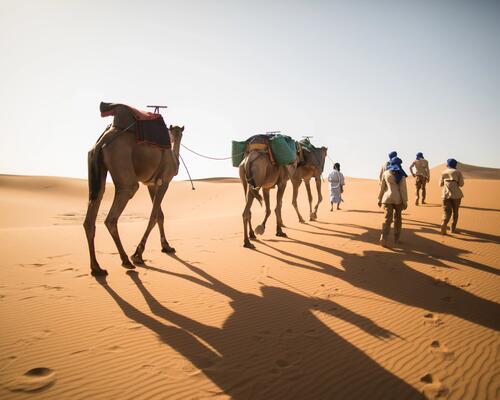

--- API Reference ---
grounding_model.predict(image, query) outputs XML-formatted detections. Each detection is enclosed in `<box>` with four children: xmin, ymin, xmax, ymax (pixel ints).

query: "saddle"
<box><xmin>99</xmin><ymin>102</ymin><xmax>171</xmax><ymax>149</ymax></box>
<box><xmin>297</xmin><ymin>139</ymin><xmax>325</xmax><ymax>172</ymax></box>
<box><xmin>246</xmin><ymin>134</ymin><xmax>276</xmax><ymax>165</ymax></box>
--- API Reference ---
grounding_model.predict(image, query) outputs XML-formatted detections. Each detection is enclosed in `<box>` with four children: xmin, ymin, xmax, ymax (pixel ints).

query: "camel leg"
<box><xmin>243</xmin><ymin>191</ymin><xmax>256</xmax><ymax>248</ymax></box>
<box><xmin>275</xmin><ymin>182</ymin><xmax>287</xmax><ymax>237</ymax></box>
<box><xmin>146</xmin><ymin>186</ymin><xmax>176</xmax><ymax>254</ymax></box>
<box><xmin>304</xmin><ymin>180</ymin><xmax>315</xmax><ymax>221</ymax></box>
<box><xmin>248</xmin><ymin>210</ymin><xmax>256</xmax><ymax>240</ymax></box>
<box><xmin>105</xmin><ymin>184</ymin><xmax>139</xmax><ymax>269</ymax></box>
<box><xmin>255</xmin><ymin>188</ymin><xmax>272</xmax><ymax>236</ymax></box>
<box><xmin>291</xmin><ymin>179</ymin><xmax>305</xmax><ymax>223</ymax></box>
<box><xmin>312</xmin><ymin>175</ymin><xmax>323</xmax><ymax>220</ymax></box>
<box><xmin>83</xmin><ymin>169</ymin><xmax>107</xmax><ymax>276</ymax></box>
<box><xmin>131</xmin><ymin>184</ymin><xmax>169</xmax><ymax>264</ymax></box>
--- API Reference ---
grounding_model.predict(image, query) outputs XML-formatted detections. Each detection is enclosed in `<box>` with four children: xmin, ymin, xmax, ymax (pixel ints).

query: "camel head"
<box><xmin>168</xmin><ymin>125</ymin><xmax>184</xmax><ymax>144</ymax></box>
<box><xmin>319</xmin><ymin>146</ymin><xmax>328</xmax><ymax>173</ymax></box>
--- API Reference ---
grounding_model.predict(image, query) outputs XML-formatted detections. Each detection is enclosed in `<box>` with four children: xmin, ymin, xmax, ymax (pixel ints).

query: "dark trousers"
<box><xmin>382</xmin><ymin>204</ymin><xmax>403</xmax><ymax>241</ymax></box>
<box><xmin>442</xmin><ymin>198</ymin><xmax>461</xmax><ymax>229</ymax></box>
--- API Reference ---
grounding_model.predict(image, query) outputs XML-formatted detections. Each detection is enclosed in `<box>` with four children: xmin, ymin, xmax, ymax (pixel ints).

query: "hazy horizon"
<box><xmin>1</xmin><ymin>0</ymin><xmax>499</xmax><ymax>180</ymax></box>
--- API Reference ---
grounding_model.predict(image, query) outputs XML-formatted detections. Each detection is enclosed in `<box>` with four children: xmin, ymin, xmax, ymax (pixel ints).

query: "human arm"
<box><xmin>401</xmin><ymin>177</ymin><xmax>408</xmax><ymax>209</ymax></box>
<box><xmin>439</xmin><ymin>173</ymin><xmax>444</xmax><ymax>187</ymax></box>
<box><xmin>378</xmin><ymin>177</ymin><xmax>386</xmax><ymax>207</ymax></box>
<box><xmin>409</xmin><ymin>161</ymin><xmax>416</xmax><ymax>177</ymax></box>
<box><xmin>379</xmin><ymin>164</ymin><xmax>385</xmax><ymax>181</ymax></box>
<box><xmin>458</xmin><ymin>171</ymin><xmax>464</xmax><ymax>187</ymax></box>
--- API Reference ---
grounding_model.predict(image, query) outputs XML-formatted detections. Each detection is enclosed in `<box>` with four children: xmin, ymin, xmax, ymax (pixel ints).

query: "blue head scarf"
<box><xmin>388</xmin><ymin>157</ymin><xmax>408</xmax><ymax>183</ymax></box>
<box><xmin>447</xmin><ymin>158</ymin><xmax>457</xmax><ymax>168</ymax></box>
<box><xmin>388</xmin><ymin>151</ymin><xmax>397</xmax><ymax>160</ymax></box>
<box><xmin>416</xmin><ymin>152</ymin><xmax>424</xmax><ymax>160</ymax></box>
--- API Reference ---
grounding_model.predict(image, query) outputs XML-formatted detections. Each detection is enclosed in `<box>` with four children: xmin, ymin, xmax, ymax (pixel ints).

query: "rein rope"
<box><xmin>181</xmin><ymin>143</ymin><xmax>245</xmax><ymax>160</ymax></box>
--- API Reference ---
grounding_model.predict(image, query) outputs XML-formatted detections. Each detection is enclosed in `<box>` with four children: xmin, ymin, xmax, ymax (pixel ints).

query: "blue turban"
<box><xmin>416</xmin><ymin>152</ymin><xmax>424</xmax><ymax>160</ymax></box>
<box><xmin>388</xmin><ymin>151</ymin><xmax>397</xmax><ymax>159</ymax></box>
<box><xmin>447</xmin><ymin>158</ymin><xmax>457</xmax><ymax>169</ymax></box>
<box><xmin>388</xmin><ymin>157</ymin><xmax>408</xmax><ymax>183</ymax></box>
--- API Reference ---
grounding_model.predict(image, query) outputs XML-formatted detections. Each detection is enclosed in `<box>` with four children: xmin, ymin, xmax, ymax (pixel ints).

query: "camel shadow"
<box><xmin>96</xmin><ymin>260</ymin><xmax>422</xmax><ymax>399</ymax></box>
<box><xmin>258</xmin><ymin>228</ymin><xmax>500</xmax><ymax>332</ymax></box>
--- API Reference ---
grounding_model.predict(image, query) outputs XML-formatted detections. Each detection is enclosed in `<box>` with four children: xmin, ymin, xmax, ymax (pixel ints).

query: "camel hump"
<box><xmin>100</xmin><ymin>102</ymin><xmax>123</xmax><ymax>116</ymax></box>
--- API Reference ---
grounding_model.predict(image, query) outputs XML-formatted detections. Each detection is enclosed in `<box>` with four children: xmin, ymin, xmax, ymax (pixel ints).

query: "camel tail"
<box><xmin>88</xmin><ymin>147</ymin><xmax>105</xmax><ymax>201</ymax></box>
<box><xmin>244</xmin><ymin>154</ymin><xmax>263</xmax><ymax>206</ymax></box>
<box><xmin>250</xmin><ymin>187</ymin><xmax>263</xmax><ymax>206</ymax></box>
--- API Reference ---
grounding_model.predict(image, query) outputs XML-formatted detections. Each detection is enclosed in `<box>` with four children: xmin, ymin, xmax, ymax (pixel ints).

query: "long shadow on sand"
<box><xmin>96</xmin><ymin>259</ymin><xmax>422</xmax><ymax>399</ymax></box>
<box><xmin>460</xmin><ymin>205</ymin><xmax>500</xmax><ymax>213</ymax></box>
<box><xmin>256</xmin><ymin>223</ymin><xmax>500</xmax><ymax>332</ymax></box>
<box><xmin>402</xmin><ymin>218</ymin><xmax>500</xmax><ymax>245</ymax></box>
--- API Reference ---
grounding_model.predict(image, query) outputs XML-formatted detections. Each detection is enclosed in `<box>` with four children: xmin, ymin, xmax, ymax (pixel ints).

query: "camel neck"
<box><xmin>171</xmin><ymin>136</ymin><xmax>182</xmax><ymax>160</ymax></box>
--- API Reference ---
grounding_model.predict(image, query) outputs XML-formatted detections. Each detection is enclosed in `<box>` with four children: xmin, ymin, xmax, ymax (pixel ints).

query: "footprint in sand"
<box><xmin>7</xmin><ymin>367</ymin><xmax>56</xmax><ymax>393</ymax></box>
<box><xmin>430</xmin><ymin>340</ymin><xmax>455</xmax><ymax>361</ymax></box>
<box><xmin>40</xmin><ymin>285</ymin><xmax>64</xmax><ymax>291</ymax></box>
<box><xmin>107</xmin><ymin>345</ymin><xmax>123</xmax><ymax>353</ymax></box>
<box><xmin>440</xmin><ymin>296</ymin><xmax>453</xmax><ymax>303</ymax></box>
<box><xmin>127</xmin><ymin>322</ymin><xmax>143</xmax><ymax>331</ymax></box>
<box><xmin>420</xmin><ymin>373</ymin><xmax>449</xmax><ymax>399</ymax></box>
<box><xmin>305</xmin><ymin>328</ymin><xmax>322</xmax><ymax>338</ymax></box>
<box><xmin>275</xmin><ymin>359</ymin><xmax>290</xmax><ymax>368</ymax></box>
<box><xmin>423</xmin><ymin>313</ymin><xmax>444</xmax><ymax>327</ymax></box>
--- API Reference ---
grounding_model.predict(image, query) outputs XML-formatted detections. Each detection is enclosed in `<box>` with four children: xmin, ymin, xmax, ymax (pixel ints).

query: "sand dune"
<box><xmin>430</xmin><ymin>163</ymin><xmax>500</xmax><ymax>180</ymax></box>
<box><xmin>0</xmin><ymin>169</ymin><xmax>499</xmax><ymax>399</ymax></box>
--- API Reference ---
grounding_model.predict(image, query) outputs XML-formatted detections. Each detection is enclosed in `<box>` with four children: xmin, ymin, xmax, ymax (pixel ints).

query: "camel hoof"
<box><xmin>299</xmin><ymin>218</ymin><xmax>306</xmax><ymax>224</ymax></box>
<box><xmin>91</xmin><ymin>268</ymin><xmax>108</xmax><ymax>277</ymax></box>
<box><xmin>249</xmin><ymin>232</ymin><xmax>257</xmax><ymax>240</ymax></box>
<box><xmin>131</xmin><ymin>254</ymin><xmax>144</xmax><ymax>265</ymax></box>
<box><xmin>122</xmin><ymin>260</ymin><xmax>137</xmax><ymax>269</ymax></box>
<box><xmin>276</xmin><ymin>231</ymin><xmax>288</xmax><ymax>238</ymax></box>
<box><xmin>309</xmin><ymin>213</ymin><xmax>317</xmax><ymax>221</ymax></box>
<box><xmin>254</xmin><ymin>225</ymin><xmax>265</xmax><ymax>235</ymax></box>
<box><xmin>161</xmin><ymin>246</ymin><xmax>176</xmax><ymax>254</ymax></box>
<box><xmin>244</xmin><ymin>241</ymin><xmax>256</xmax><ymax>249</ymax></box>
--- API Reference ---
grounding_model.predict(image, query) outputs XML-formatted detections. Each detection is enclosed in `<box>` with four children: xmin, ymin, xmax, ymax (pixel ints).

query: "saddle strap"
<box><xmin>247</xmin><ymin>143</ymin><xmax>277</xmax><ymax>166</ymax></box>
<box><xmin>247</xmin><ymin>143</ymin><xmax>268</xmax><ymax>152</ymax></box>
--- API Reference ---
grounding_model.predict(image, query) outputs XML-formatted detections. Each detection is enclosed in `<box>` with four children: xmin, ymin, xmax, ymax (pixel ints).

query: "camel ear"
<box><xmin>181</xmin><ymin>126</ymin><xmax>185</xmax><ymax>132</ymax></box>
<box><xmin>169</xmin><ymin>124</ymin><xmax>173</xmax><ymax>129</ymax></box>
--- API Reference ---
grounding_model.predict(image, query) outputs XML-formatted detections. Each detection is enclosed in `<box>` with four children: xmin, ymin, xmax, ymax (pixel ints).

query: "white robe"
<box><xmin>328</xmin><ymin>170</ymin><xmax>345</xmax><ymax>203</ymax></box>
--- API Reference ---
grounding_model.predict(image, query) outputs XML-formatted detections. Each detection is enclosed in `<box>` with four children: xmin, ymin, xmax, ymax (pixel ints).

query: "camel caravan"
<box><xmin>84</xmin><ymin>103</ymin><xmax>327</xmax><ymax>275</ymax></box>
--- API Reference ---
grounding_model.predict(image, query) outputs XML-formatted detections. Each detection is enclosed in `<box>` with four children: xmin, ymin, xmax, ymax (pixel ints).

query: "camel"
<box><xmin>239</xmin><ymin>135</ymin><xmax>297</xmax><ymax>248</ymax></box>
<box><xmin>83</xmin><ymin>104</ymin><xmax>184</xmax><ymax>276</ymax></box>
<box><xmin>291</xmin><ymin>141</ymin><xmax>328</xmax><ymax>222</ymax></box>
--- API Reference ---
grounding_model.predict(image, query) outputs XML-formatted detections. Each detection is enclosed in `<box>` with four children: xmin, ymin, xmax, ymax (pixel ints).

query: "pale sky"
<box><xmin>1</xmin><ymin>0</ymin><xmax>499</xmax><ymax>180</ymax></box>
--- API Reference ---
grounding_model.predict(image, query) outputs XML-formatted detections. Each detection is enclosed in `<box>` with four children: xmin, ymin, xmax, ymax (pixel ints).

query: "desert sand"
<box><xmin>0</xmin><ymin>165</ymin><xmax>499</xmax><ymax>399</ymax></box>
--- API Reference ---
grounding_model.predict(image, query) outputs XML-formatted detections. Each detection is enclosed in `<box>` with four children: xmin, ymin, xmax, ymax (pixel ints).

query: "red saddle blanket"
<box><xmin>100</xmin><ymin>102</ymin><xmax>171</xmax><ymax>149</ymax></box>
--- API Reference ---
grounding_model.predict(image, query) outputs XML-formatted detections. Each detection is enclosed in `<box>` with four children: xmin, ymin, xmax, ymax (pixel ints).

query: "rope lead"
<box><xmin>179</xmin><ymin>154</ymin><xmax>196</xmax><ymax>190</ymax></box>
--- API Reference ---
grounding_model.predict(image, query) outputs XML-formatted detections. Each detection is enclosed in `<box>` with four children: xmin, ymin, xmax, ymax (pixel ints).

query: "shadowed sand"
<box><xmin>0</xmin><ymin>167</ymin><xmax>498</xmax><ymax>399</ymax></box>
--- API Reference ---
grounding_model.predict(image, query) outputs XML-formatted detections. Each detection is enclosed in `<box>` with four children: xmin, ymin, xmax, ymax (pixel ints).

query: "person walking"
<box><xmin>378</xmin><ymin>157</ymin><xmax>408</xmax><ymax>247</ymax></box>
<box><xmin>409</xmin><ymin>152</ymin><xmax>430</xmax><ymax>205</ymax></box>
<box><xmin>439</xmin><ymin>158</ymin><xmax>464</xmax><ymax>234</ymax></box>
<box><xmin>379</xmin><ymin>151</ymin><xmax>398</xmax><ymax>181</ymax></box>
<box><xmin>328</xmin><ymin>163</ymin><xmax>345</xmax><ymax>211</ymax></box>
